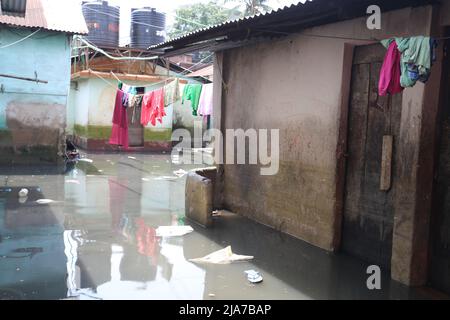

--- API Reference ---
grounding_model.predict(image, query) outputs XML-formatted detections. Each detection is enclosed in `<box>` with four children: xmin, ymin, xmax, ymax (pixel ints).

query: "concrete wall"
<box><xmin>216</xmin><ymin>4</ymin><xmax>449</xmax><ymax>286</ymax></box>
<box><xmin>0</xmin><ymin>28</ymin><xmax>71</xmax><ymax>164</ymax></box>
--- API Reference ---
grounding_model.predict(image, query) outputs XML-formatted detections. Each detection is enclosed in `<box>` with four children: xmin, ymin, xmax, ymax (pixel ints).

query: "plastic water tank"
<box><xmin>130</xmin><ymin>7</ymin><xmax>166</xmax><ymax>49</ymax></box>
<box><xmin>82</xmin><ymin>1</ymin><xmax>120</xmax><ymax>47</ymax></box>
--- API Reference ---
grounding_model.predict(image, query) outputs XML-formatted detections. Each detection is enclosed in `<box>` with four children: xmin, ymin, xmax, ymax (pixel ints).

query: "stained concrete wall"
<box><xmin>216</xmin><ymin>4</ymin><xmax>448</xmax><ymax>286</ymax></box>
<box><xmin>0</xmin><ymin>28</ymin><xmax>71</xmax><ymax>164</ymax></box>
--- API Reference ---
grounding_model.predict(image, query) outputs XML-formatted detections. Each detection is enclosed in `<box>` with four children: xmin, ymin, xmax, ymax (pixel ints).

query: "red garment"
<box><xmin>140</xmin><ymin>88</ymin><xmax>166</xmax><ymax>126</ymax></box>
<box><xmin>109</xmin><ymin>89</ymin><xmax>129</xmax><ymax>149</ymax></box>
<box><xmin>379</xmin><ymin>41</ymin><xmax>404</xmax><ymax>96</ymax></box>
<box><xmin>135</xmin><ymin>218</ymin><xmax>158</xmax><ymax>262</ymax></box>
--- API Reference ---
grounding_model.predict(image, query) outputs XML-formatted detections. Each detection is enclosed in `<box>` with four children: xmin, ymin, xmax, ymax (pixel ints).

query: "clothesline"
<box><xmin>110</xmin><ymin>52</ymin><xmax>214</xmax><ymax>89</ymax></box>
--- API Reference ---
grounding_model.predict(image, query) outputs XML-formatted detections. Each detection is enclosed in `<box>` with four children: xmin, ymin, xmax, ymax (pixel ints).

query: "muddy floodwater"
<box><xmin>0</xmin><ymin>153</ymin><xmax>435</xmax><ymax>300</ymax></box>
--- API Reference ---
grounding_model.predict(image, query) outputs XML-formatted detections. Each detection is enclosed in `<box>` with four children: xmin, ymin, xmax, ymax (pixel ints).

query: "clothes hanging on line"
<box><xmin>109</xmin><ymin>89</ymin><xmax>129</xmax><ymax>149</ymax></box>
<box><xmin>379</xmin><ymin>36</ymin><xmax>437</xmax><ymax>96</ymax></box>
<box><xmin>164</xmin><ymin>78</ymin><xmax>180</xmax><ymax>107</ymax></box>
<box><xmin>122</xmin><ymin>91</ymin><xmax>129</xmax><ymax>108</ymax></box>
<box><xmin>182</xmin><ymin>84</ymin><xmax>203</xmax><ymax>116</ymax></box>
<box><xmin>122</xmin><ymin>84</ymin><xmax>137</xmax><ymax>95</ymax></box>
<box><xmin>141</xmin><ymin>87</ymin><xmax>166</xmax><ymax>126</ymax></box>
<box><xmin>379</xmin><ymin>40</ymin><xmax>403</xmax><ymax>96</ymax></box>
<box><xmin>197</xmin><ymin>82</ymin><xmax>213</xmax><ymax>116</ymax></box>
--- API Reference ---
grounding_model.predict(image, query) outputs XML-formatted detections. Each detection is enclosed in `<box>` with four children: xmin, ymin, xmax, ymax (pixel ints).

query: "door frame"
<box><xmin>333</xmin><ymin>43</ymin><xmax>356</xmax><ymax>251</ymax></box>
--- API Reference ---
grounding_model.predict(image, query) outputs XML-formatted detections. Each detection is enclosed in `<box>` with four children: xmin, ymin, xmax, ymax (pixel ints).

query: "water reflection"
<box><xmin>0</xmin><ymin>154</ymin><xmax>440</xmax><ymax>300</ymax></box>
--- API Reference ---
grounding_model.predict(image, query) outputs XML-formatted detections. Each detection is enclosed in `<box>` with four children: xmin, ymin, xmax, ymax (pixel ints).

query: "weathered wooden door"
<box><xmin>342</xmin><ymin>44</ymin><xmax>402</xmax><ymax>269</ymax></box>
<box><xmin>430</xmin><ymin>39</ymin><xmax>450</xmax><ymax>295</ymax></box>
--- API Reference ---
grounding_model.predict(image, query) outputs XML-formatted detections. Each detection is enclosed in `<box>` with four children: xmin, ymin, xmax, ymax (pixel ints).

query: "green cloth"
<box><xmin>182</xmin><ymin>84</ymin><xmax>203</xmax><ymax>116</ymax></box>
<box><xmin>164</xmin><ymin>78</ymin><xmax>180</xmax><ymax>107</ymax></box>
<box><xmin>382</xmin><ymin>36</ymin><xmax>432</xmax><ymax>88</ymax></box>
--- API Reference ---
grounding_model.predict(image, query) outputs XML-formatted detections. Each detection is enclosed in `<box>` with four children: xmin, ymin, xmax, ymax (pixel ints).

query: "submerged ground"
<box><xmin>0</xmin><ymin>152</ymin><xmax>438</xmax><ymax>300</ymax></box>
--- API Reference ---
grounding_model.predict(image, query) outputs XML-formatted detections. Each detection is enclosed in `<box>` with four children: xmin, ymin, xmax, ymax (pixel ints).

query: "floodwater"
<box><xmin>0</xmin><ymin>153</ymin><xmax>439</xmax><ymax>300</ymax></box>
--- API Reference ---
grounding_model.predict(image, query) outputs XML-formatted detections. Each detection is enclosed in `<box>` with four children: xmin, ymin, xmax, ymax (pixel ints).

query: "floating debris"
<box><xmin>189</xmin><ymin>246</ymin><xmax>254</xmax><ymax>265</ymax></box>
<box><xmin>156</xmin><ymin>226</ymin><xmax>193</xmax><ymax>237</ymax></box>
<box><xmin>36</xmin><ymin>199</ymin><xmax>57</xmax><ymax>204</ymax></box>
<box><xmin>173</xmin><ymin>169</ymin><xmax>188</xmax><ymax>177</ymax></box>
<box><xmin>141</xmin><ymin>178</ymin><xmax>150</xmax><ymax>182</ymax></box>
<box><xmin>128</xmin><ymin>156</ymin><xmax>137</xmax><ymax>160</ymax></box>
<box><xmin>18</xmin><ymin>188</ymin><xmax>29</xmax><ymax>198</ymax></box>
<box><xmin>244</xmin><ymin>270</ymin><xmax>263</xmax><ymax>283</ymax></box>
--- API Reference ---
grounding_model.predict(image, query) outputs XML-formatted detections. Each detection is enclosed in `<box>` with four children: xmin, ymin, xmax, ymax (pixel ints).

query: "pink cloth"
<box><xmin>141</xmin><ymin>88</ymin><xmax>166</xmax><ymax>126</ymax></box>
<box><xmin>109</xmin><ymin>89</ymin><xmax>129</xmax><ymax>149</ymax></box>
<box><xmin>379</xmin><ymin>41</ymin><xmax>403</xmax><ymax>96</ymax></box>
<box><xmin>197</xmin><ymin>83</ymin><xmax>213</xmax><ymax>116</ymax></box>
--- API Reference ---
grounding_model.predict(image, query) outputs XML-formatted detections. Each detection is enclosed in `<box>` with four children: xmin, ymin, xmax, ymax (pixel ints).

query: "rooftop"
<box><xmin>0</xmin><ymin>0</ymin><xmax>88</xmax><ymax>35</ymax></box>
<box><xmin>150</xmin><ymin>0</ymin><xmax>437</xmax><ymax>57</ymax></box>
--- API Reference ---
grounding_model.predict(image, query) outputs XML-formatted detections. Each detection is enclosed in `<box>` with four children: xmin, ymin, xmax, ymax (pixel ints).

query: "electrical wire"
<box><xmin>87</xmin><ymin>52</ymin><xmax>214</xmax><ymax>90</ymax></box>
<box><xmin>0</xmin><ymin>29</ymin><xmax>41</xmax><ymax>49</ymax></box>
<box><xmin>75</xmin><ymin>36</ymin><xmax>158</xmax><ymax>61</ymax></box>
<box><xmin>111</xmin><ymin>51</ymin><xmax>214</xmax><ymax>87</ymax></box>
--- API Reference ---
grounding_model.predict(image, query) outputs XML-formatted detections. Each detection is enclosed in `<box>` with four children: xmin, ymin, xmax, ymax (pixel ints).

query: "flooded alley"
<box><xmin>0</xmin><ymin>153</ymin><xmax>437</xmax><ymax>300</ymax></box>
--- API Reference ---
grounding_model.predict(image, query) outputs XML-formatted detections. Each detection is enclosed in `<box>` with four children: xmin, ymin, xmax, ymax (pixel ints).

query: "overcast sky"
<box><xmin>71</xmin><ymin>0</ymin><xmax>302</xmax><ymax>45</ymax></box>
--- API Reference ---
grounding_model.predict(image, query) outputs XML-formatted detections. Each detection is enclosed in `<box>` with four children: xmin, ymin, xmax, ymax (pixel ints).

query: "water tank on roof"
<box><xmin>82</xmin><ymin>1</ymin><xmax>120</xmax><ymax>47</ymax></box>
<box><xmin>130</xmin><ymin>7</ymin><xmax>166</xmax><ymax>49</ymax></box>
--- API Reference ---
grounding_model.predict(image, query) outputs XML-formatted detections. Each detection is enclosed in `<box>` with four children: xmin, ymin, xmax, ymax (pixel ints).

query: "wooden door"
<box><xmin>342</xmin><ymin>44</ymin><xmax>402</xmax><ymax>269</ymax></box>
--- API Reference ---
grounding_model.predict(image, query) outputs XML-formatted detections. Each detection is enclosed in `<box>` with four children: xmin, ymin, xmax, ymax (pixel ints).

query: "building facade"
<box><xmin>152</xmin><ymin>0</ymin><xmax>450</xmax><ymax>294</ymax></box>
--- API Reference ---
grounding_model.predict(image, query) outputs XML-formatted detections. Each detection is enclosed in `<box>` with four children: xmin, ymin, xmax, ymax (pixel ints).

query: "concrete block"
<box><xmin>185</xmin><ymin>168</ymin><xmax>217</xmax><ymax>227</ymax></box>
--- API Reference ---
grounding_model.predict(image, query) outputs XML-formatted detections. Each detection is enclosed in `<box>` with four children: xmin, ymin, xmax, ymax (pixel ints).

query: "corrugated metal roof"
<box><xmin>150</xmin><ymin>0</ymin><xmax>437</xmax><ymax>55</ymax></box>
<box><xmin>0</xmin><ymin>0</ymin><xmax>88</xmax><ymax>34</ymax></box>
<box><xmin>150</xmin><ymin>1</ymin><xmax>305</xmax><ymax>50</ymax></box>
<box><xmin>1</xmin><ymin>0</ymin><xmax>27</xmax><ymax>15</ymax></box>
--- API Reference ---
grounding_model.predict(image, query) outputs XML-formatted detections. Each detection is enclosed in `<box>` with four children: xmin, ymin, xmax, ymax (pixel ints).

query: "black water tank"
<box><xmin>130</xmin><ymin>7</ymin><xmax>166</xmax><ymax>49</ymax></box>
<box><xmin>82</xmin><ymin>1</ymin><xmax>120</xmax><ymax>47</ymax></box>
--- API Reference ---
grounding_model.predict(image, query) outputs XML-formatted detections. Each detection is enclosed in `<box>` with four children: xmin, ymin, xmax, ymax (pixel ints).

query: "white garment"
<box><xmin>197</xmin><ymin>83</ymin><xmax>213</xmax><ymax>116</ymax></box>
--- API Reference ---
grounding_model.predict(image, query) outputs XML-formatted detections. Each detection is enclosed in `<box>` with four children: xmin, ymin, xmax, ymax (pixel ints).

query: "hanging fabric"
<box><xmin>141</xmin><ymin>87</ymin><xmax>166</xmax><ymax>126</ymax></box>
<box><xmin>164</xmin><ymin>78</ymin><xmax>180</xmax><ymax>107</ymax></box>
<box><xmin>381</xmin><ymin>36</ymin><xmax>436</xmax><ymax>93</ymax></box>
<box><xmin>197</xmin><ymin>82</ymin><xmax>213</xmax><ymax>116</ymax></box>
<box><xmin>122</xmin><ymin>91</ymin><xmax>129</xmax><ymax>108</ymax></box>
<box><xmin>182</xmin><ymin>83</ymin><xmax>203</xmax><ymax>116</ymax></box>
<box><xmin>109</xmin><ymin>89</ymin><xmax>129</xmax><ymax>149</ymax></box>
<box><xmin>379</xmin><ymin>40</ymin><xmax>403</xmax><ymax>96</ymax></box>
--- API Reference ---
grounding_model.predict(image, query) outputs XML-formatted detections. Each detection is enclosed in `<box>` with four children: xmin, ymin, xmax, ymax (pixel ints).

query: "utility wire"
<box><xmin>111</xmin><ymin>52</ymin><xmax>214</xmax><ymax>87</ymax></box>
<box><xmin>89</xmin><ymin>52</ymin><xmax>214</xmax><ymax>90</ymax></box>
<box><xmin>75</xmin><ymin>36</ymin><xmax>158</xmax><ymax>61</ymax></box>
<box><xmin>0</xmin><ymin>29</ymin><xmax>41</xmax><ymax>49</ymax></box>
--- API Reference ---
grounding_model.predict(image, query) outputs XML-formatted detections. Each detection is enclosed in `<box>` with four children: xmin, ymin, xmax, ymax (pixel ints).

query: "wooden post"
<box><xmin>380</xmin><ymin>135</ymin><xmax>393</xmax><ymax>191</ymax></box>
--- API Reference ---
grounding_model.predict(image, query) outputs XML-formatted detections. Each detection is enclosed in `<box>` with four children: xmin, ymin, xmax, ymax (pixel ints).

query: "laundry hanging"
<box><xmin>379</xmin><ymin>36</ymin><xmax>437</xmax><ymax>96</ymax></box>
<box><xmin>164</xmin><ymin>78</ymin><xmax>180</xmax><ymax>107</ymax></box>
<box><xmin>141</xmin><ymin>87</ymin><xmax>166</xmax><ymax>126</ymax></box>
<box><xmin>197</xmin><ymin>82</ymin><xmax>213</xmax><ymax>116</ymax></box>
<box><xmin>182</xmin><ymin>83</ymin><xmax>203</xmax><ymax>116</ymax></box>
<box><xmin>379</xmin><ymin>40</ymin><xmax>403</xmax><ymax>96</ymax></box>
<box><xmin>109</xmin><ymin>89</ymin><xmax>129</xmax><ymax>149</ymax></box>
